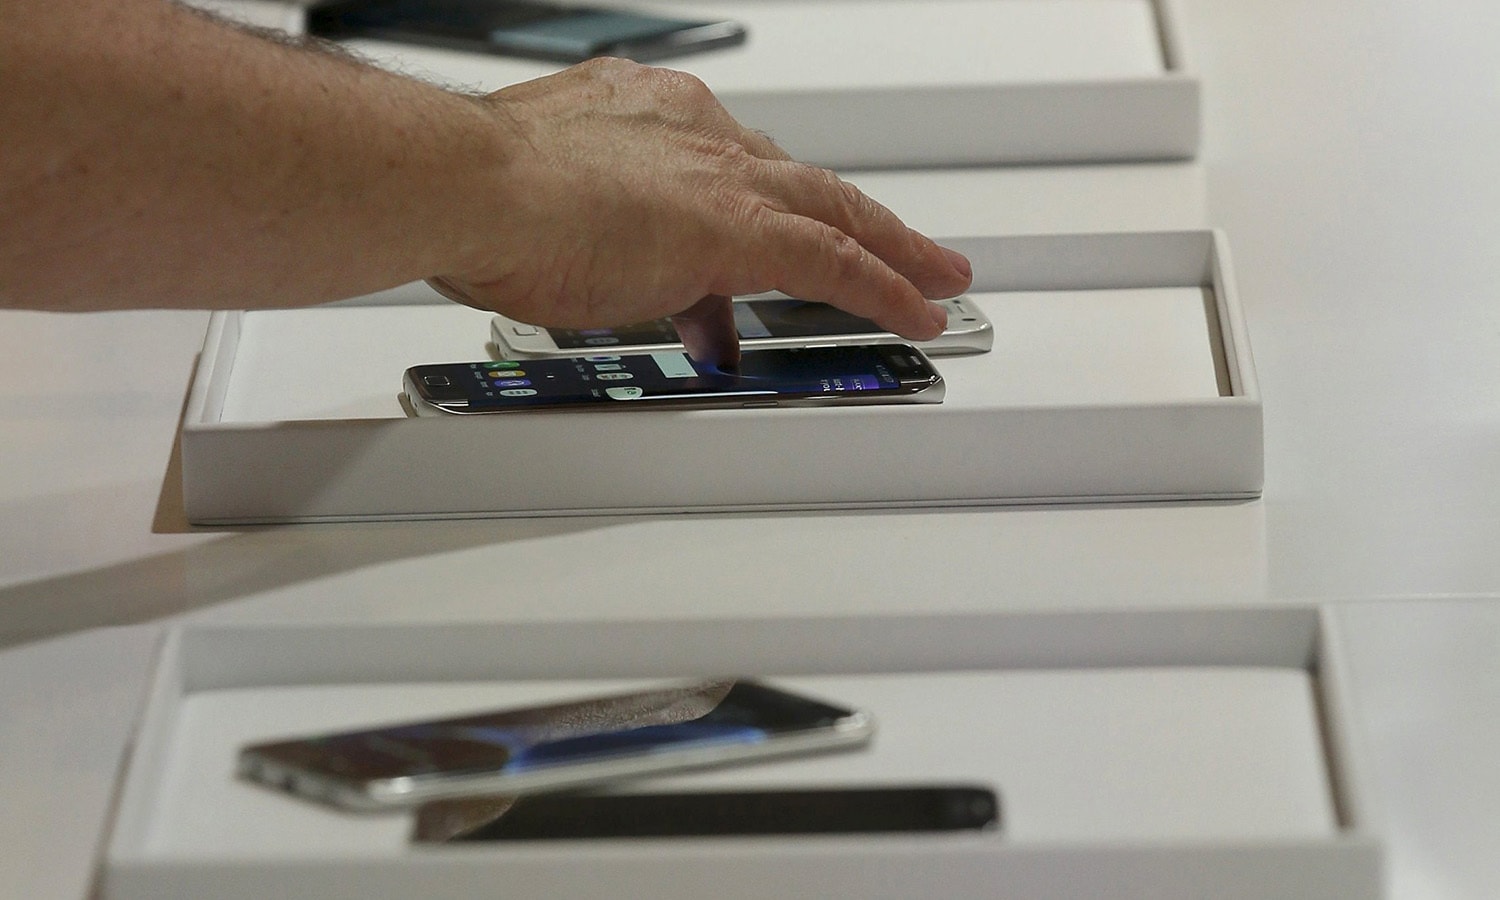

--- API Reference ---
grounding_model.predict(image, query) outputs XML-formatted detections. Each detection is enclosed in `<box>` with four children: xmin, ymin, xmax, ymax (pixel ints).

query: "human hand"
<box><xmin>428</xmin><ymin>58</ymin><xmax>972</xmax><ymax>366</ymax></box>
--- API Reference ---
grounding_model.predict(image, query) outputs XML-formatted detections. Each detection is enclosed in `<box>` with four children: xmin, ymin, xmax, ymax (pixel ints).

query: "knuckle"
<box><xmin>577</xmin><ymin>56</ymin><xmax>644</xmax><ymax>79</ymax></box>
<box><xmin>663</xmin><ymin>68</ymin><xmax>715</xmax><ymax>98</ymax></box>
<box><xmin>706</xmin><ymin>137</ymin><xmax>756</xmax><ymax>170</ymax></box>
<box><xmin>723</xmin><ymin>192</ymin><xmax>781</xmax><ymax>242</ymax></box>
<box><xmin>826</xmin><ymin>231</ymin><xmax>868</xmax><ymax>279</ymax></box>
<box><xmin>648</xmin><ymin>66</ymin><xmax>715</xmax><ymax>104</ymax></box>
<box><xmin>836</xmin><ymin>176</ymin><xmax>868</xmax><ymax>212</ymax></box>
<box><xmin>805</xmin><ymin>167</ymin><xmax>867</xmax><ymax>228</ymax></box>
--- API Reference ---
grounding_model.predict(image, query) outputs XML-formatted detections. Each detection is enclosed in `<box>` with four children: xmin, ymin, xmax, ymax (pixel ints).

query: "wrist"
<box><xmin>429</xmin><ymin>90</ymin><xmax>533</xmax><ymax>287</ymax></box>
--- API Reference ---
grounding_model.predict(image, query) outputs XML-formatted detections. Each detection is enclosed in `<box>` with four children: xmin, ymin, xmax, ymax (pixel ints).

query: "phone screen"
<box><xmin>242</xmin><ymin>681</ymin><xmax>856</xmax><ymax>789</ymax></box>
<box><xmin>545</xmin><ymin>301</ymin><xmax>884</xmax><ymax>350</ymax></box>
<box><xmin>409</xmin><ymin>344</ymin><xmax>937</xmax><ymax>412</ymax></box>
<box><xmin>423</xmin><ymin>785</ymin><xmax>1001</xmax><ymax>842</ymax></box>
<box><xmin>308</xmin><ymin>0</ymin><xmax>746</xmax><ymax>63</ymax></box>
<box><xmin>488</xmin><ymin>9</ymin><xmax>720</xmax><ymax>56</ymax></box>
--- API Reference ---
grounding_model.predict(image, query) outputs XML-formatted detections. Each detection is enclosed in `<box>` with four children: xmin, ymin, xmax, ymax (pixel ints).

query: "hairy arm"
<box><xmin>0</xmin><ymin>0</ymin><xmax>971</xmax><ymax>361</ymax></box>
<box><xmin>0</xmin><ymin>0</ymin><xmax>516</xmax><ymax>310</ymax></box>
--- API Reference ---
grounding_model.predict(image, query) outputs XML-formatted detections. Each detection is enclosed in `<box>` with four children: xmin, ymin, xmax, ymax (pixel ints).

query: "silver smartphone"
<box><xmin>403</xmin><ymin>343</ymin><xmax>945</xmax><ymax>416</ymax></box>
<box><xmin>238</xmin><ymin>680</ymin><xmax>874</xmax><ymax>813</ymax></box>
<box><xmin>491</xmin><ymin>296</ymin><xmax>993</xmax><ymax>360</ymax></box>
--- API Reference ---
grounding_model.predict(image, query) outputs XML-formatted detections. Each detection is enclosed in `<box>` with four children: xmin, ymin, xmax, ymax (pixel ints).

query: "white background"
<box><xmin>3</xmin><ymin>1</ymin><xmax>1500</xmax><ymax>897</ymax></box>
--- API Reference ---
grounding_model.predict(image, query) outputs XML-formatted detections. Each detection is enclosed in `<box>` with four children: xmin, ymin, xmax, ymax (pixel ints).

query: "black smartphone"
<box><xmin>417</xmin><ymin>785</ymin><xmax>1002</xmax><ymax>842</ymax></box>
<box><xmin>307</xmin><ymin>0</ymin><xmax>748</xmax><ymax>64</ymax></box>
<box><xmin>402</xmin><ymin>344</ymin><xmax>945</xmax><ymax>415</ymax></box>
<box><xmin>239</xmin><ymin>680</ymin><xmax>874</xmax><ymax>812</ymax></box>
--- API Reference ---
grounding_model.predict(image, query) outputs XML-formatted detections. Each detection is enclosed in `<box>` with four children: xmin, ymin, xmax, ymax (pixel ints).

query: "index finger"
<box><xmin>741</xmin><ymin>211</ymin><xmax>949</xmax><ymax>342</ymax></box>
<box><xmin>758</xmin><ymin>162</ymin><xmax>973</xmax><ymax>303</ymax></box>
<box><xmin>669</xmin><ymin>294</ymin><xmax>740</xmax><ymax>368</ymax></box>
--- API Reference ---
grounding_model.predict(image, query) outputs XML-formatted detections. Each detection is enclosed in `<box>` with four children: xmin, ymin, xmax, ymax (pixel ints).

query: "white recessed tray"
<box><xmin>102</xmin><ymin>606</ymin><xmax>1381</xmax><ymax>899</ymax></box>
<box><xmin>179</xmin><ymin>230</ymin><xmax>1261</xmax><ymax>523</ymax></box>
<box><xmin>319</xmin><ymin>0</ymin><xmax>1200</xmax><ymax>167</ymax></box>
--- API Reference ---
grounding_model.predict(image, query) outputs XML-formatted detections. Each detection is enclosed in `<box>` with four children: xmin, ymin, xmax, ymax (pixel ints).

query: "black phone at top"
<box><xmin>307</xmin><ymin>0</ymin><xmax>748</xmax><ymax>64</ymax></box>
<box><xmin>403</xmin><ymin>344</ymin><xmax>945</xmax><ymax>415</ymax></box>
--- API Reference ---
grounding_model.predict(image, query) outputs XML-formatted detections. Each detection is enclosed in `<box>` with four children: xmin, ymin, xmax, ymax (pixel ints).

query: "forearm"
<box><xmin>0</xmin><ymin>0</ymin><xmax>510</xmax><ymax>311</ymax></box>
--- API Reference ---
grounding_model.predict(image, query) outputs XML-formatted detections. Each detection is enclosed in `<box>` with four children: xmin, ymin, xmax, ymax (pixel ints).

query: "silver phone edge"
<box><xmin>242</xmin><ymin>711</ymin><xmax>875</xmax><ymax>814</ymax></box>
<box><xmin>489</xmin><ymin>299</ymin><xmax>994</xmax><ymax>360</ymax></box>
<box><xmin>402</xmin><ymin>366</ymin><xmax>944</xmax><ymax>416</ymax></box>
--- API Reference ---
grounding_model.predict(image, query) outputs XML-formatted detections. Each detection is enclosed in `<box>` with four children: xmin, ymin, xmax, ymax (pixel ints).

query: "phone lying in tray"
<box><xmin>239</xmin><ymin>679</ymin><xmax>874</xmax><ymax>812</ymax></box>
<box><xmin>403</xmin><ymin>344</ymin><xmax>945</xmax><ymax>415</ymax></box>
<box><xmin>414</xmin><ymin>785</ymin><xmax>1002</xmax><ymax>841</ymax></box>
<box><xmin>492</xmin><ymin>296</ymin><xmax>993</xmax><ymax>360</ymax></box>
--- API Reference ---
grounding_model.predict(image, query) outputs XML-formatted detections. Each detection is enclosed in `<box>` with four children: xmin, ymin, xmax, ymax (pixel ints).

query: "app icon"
<box><xmin>579</xmin><ymin>328</ymin><xmax>613</xmax><ymax>336</ymax></box>
<box><xmin>592</xmin><ymin>363</ymin><xmax>623</xmax><ymax>371</ymax></box>
<box><xmin>585</xmin><ymin>355</ymin><xmax>621</xmax><ymax>362</ymax></box>
<box><xmin>499</xmin><ymin>389</ymin><xmax>538</xmax><ymax>397</ymax></box>
<box><xmin>605</xmin><ymin>387</ymin><xmax>645</xmax><ymax>400</ymax></box>
<box><xmin>584</xmin><ymin>337</ymin><xmax>621</xmax><ymax>346</ymax></box>
<box><xmin>596</xmin><ymin>372</ymin><xmax>634</xmax><ymax>381</ymax></box>
<box><xmin>494</xmin><ymin>378</ymin><xmax>531</xmax><ymax>388</ymax></box>
<box><xmin>483</xmin><ymin>361</ymin><xmax>521</xmax><ymax>370</ymax></box>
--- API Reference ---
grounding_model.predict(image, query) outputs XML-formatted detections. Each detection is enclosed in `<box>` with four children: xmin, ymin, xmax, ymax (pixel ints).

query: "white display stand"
<box><xmin>101</xmin><ymin>606</ymin><xmax>1382</xmax><ymax>899</ymax></box>
<box><xmin>319</xmin><ymin>0</ymin><xmax>1199</xmax><ymax>167</ymax></box>
<box><xmin>181</xmin><ymin>0</ymin><xmax>302</xmax><ymax>30</ymax></box>
<box><xmin>178</xmin><ymin>230</ymin><xmax>1261</xmax><ymax>523</ymax></box>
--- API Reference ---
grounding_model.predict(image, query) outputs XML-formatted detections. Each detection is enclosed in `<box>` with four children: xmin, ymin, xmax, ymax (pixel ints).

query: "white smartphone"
<box><xmin>491</xmin><ymin>296</ymin><xmax>994</xmax><ymax>360</ymax></box>
<box><xmin>403</xmin><ymin>343</ymin><xmax>945</xmax><ymax>416</ymax></box>
<box><xmin>238</xmin><ymin>680</ymin><xmax>874</xmax><ymax>813</ymax></box>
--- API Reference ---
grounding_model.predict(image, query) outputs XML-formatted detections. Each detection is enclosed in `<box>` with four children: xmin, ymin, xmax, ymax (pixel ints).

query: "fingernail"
<box><xmin>928</xmin><ymin>301</ymin><xmax>949</xmax><ymax>334</ymax></box>
<box><xmin>941</xmin><ymin>247</ymin><xmax>973</xmax><ymax>281</ymax></box>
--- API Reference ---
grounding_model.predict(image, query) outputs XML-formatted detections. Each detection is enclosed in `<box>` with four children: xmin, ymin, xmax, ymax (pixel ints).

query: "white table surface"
<box><xmin>3</xmin><ymin>0</ymin><xmax>1500</xmax><ymax>897</ymax></box>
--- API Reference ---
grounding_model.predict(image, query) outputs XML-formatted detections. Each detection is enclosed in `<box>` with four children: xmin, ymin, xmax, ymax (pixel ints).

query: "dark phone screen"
<box><xmin>545</xmin><ymin>300</ymin><xmax>886</xmax><ymax>350</ymax></box>
<box><xmin>308</xmin><ymin>0</ymin><xmax>741</xmax><ymax>62</ymax></box>
<box><xmin>246</xmin><ymin>681</ymin><xmax>853</xmax><ymax>784</ymax></box>
<box><xmin>310</xmin><ymin>0</ymin><xmax>574</xmax><ymax>39</ymax></box>
<box><xmin>411</xmin><ymin>344</ymin><xmax>932</xmax><ymax>411</ymax></box>
<box><xmin>440</xmin><ymin>786</ymin><xmax>1002</xmax><ymax>841</ymax></box>
<box><xmin>491</xmin><ymin>9</ymin><xmax>714</xmax><ymax>53</ymax></box>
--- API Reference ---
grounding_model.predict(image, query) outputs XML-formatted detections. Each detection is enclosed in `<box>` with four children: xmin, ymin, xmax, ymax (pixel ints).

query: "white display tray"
<box><xmin>179</xmin><ymin>230</ymin><xmax>1261</xmax><ymax>523</ymax></box>
<box><xmin>317</xmin><ymin>0</ymin><xmax>1199</xmax><ymax>167</ymax></box>
<box><xmin>101</xmin><ymin>607</ymin><xmax>1381</xmax><ymax>899</ymax></box>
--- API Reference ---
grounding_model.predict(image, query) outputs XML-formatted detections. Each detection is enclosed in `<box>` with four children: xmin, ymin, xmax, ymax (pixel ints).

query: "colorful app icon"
<box><xmin>605</xmin><ymin>387</ymin><xmax>645</xmax><ymax>400</ymax></box>
<box><xmin>484</xmin><ymin>361</ymin><xmax>521</xmax><ymax>370</ymax></box>
<box><xmin>596</xmin><ymin>372</ymin><xmax>634</xmax><ymax>381</ymax></box>
<box><xmin>592</xmin><ymin>363</ymin><xmax>624</xmax><ymax>371</ymax></box>
<box><xmin>585</xmin><ymin>355</ymin><xmax>621</xmax><ymax>362</ymax></box>
<box><xmin>499</xmin><ymin>389</ymin><xmax>538</xmax><ymax>397</ymax></box>
<box><xmin>494</xmin><ymin>378</ymin><xmax>531</xmax><ymax>388</ymax></box>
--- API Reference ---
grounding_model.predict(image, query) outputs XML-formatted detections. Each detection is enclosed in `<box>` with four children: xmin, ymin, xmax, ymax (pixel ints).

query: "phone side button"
<box><xmin>741</xmin><ymin>400</ymin><xmax>779</xmax><ymax>409</ymax></box>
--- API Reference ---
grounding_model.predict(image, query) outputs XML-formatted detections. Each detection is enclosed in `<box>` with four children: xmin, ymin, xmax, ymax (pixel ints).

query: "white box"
<box><xmin>182</xmin><ymin>0</ymin><xmax>303</xmax><ymax>31</ymax></box>
<box><xmin>319</xmin><ymin>0</ymin><xmax>1199</xmax><ymax>167</ymax></box>
<box><xmin>101</xmin><ymin>606</ymin><xmax>1382</xmax><ymax>899</ymax></box>
<box><xmin>179</xmin><ymin>230</ymin><xmax>1261</xmax><ymax>523</ymax></box>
